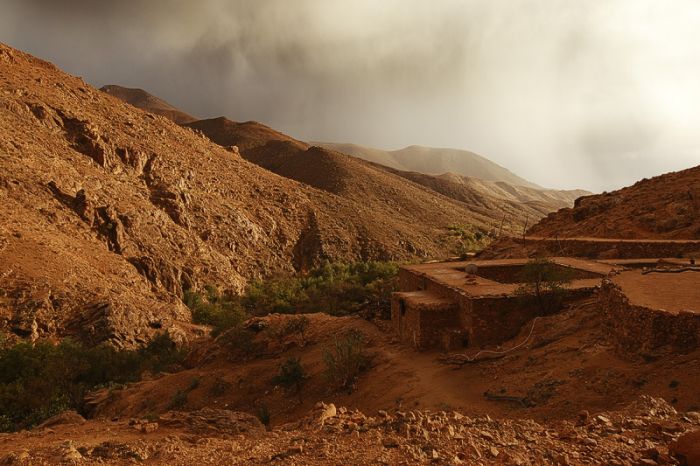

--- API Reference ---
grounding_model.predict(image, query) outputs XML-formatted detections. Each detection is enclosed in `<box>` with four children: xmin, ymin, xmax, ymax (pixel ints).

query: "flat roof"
<box><xmin>401</xmin><ymin>258</ymin><xmax>615</xmax><ymax>298</ymax></box>
<box><xmin>612</xmin><ymin>270</ymin><xmax>700</xmax><ymax>314</ymax></box>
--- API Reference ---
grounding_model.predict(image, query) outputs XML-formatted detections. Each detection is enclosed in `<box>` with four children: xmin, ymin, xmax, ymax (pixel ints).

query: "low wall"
<box><xmin>520</xmin><ymin>238</ymin><xmax>700</xmax><ymax>259</ymax></box>
<box><xmin>599</xmin><ymin>280</ymin><xmax>700</xmax><ymax>355</ymax></box>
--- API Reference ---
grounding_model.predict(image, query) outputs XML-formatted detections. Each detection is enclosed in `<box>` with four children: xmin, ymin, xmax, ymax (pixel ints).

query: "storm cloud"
<box><xmin>2</xmin><ymin>0</ymin><xmax>699</xmax><ymax>191</ymax></box>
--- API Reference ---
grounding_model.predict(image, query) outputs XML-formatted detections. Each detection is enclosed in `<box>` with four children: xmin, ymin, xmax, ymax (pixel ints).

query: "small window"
<box><xmin>399</xmin><ymin>300</ymin><xmax>406</xmax><ymax>316</ymax></box>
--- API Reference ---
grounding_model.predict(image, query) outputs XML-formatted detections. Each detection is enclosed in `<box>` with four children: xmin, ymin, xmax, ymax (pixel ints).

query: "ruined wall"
<box><xmin>599</xmin><ymin>280</ymin><xmax>700</xmax><ymax>355</ymax></box>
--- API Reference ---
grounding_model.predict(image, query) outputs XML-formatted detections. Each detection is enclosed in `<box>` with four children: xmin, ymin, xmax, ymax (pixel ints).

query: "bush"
<box><xmin>219</xmin><ymin>326</ymin><xmax>258</xmax><ymax>359</ymax></box>
<box><xmin>516</xmin><ymin>257</ymin><xmax>574</xmax><ymax>313</ymax></box>
<box><xmin>243</xmin><ymin>261</ymin><xmax>399</xmax><ymax>317</ymax></box>
<box><xmin>272</xmin><ymin>357</ymin><xmax>306</xmax><ymax>397</ymax></box>
<box><xmin>322</xmin><ymin>330</ymin><xmax>371</xmax><ymax>393</ymax></box>
<box><xmin>282</xmin><ymin>316</ymin><xmax>310</xmax><ymax>345</ymax></box>
<box><xmin>0</xmin><ymin>333</ymin><xmax>185</xmax><ymax>431</ymax></box>
<box><xmin>256</xmin><ymin>404</ymin><xmax>271</xmax><ymax>427</ymax></box>
<box><xmin>184</xmin><ymin>287</ymin><xmax>246</xmax><ymax>335</ymax></box>
<box><xmin>447</xmin><ymin>224</ymin><xmax>492</xmax><ymax>257</ymax></box>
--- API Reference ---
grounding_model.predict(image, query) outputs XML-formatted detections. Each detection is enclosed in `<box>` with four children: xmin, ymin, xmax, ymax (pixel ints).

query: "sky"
<box><xmin>2</xmin><ymin>0</ymin><xmax>700</xmax><ymax>192</ymax></box>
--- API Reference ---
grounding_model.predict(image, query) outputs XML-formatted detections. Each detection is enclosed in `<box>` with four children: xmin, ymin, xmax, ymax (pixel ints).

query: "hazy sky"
<box><xmin>2</xmin><ymin>0</ymin><xmax>700</xmax><ymax>191</ymax></box>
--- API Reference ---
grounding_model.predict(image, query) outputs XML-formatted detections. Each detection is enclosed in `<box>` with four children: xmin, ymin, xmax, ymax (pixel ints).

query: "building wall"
<box><xmin>599</xmin><ymin>280</ymin><xmax>700</xmax><ymax>355</ymax></box>
<box><xmin>394</xmin><ymin>266</ymin><xmax>598</xmax><ymax>350</ymax></box>
<box><xmin>391</xmin><ymin>292</ymin><xmax>459</xmax><ymax>350</ymax></box>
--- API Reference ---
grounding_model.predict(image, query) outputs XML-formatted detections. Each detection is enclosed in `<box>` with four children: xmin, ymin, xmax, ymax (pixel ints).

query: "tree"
<box><xmin>516</xmin><ymin>257</ymin><xmax>573</xmax><ymax>313</ymax></box>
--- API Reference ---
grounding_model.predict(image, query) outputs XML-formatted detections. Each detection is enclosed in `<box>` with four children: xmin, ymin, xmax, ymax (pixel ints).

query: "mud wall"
<box><xmin>599</xmin><ymin>280</ymin><xmax>700</xmax><ymax>355</ymax></box>
<box><xmin>390</xmin><ymin>292</ymin><xmax>459</xmax><ymax>349</ymax></box>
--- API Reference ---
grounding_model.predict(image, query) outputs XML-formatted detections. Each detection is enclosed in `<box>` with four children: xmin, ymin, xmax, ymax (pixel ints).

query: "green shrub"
<box><xmin>0</xmin><ymin>333</ymin><xmax>185</xmax><ymax>432</ymax></box>
<box><xmin>256</xmin><ymin>404</ymin><xmax>271</xmax><ymax>427</ymax></box>
<box><xmin>272</xmin><ymin>357</ymin><xmax>306</xmax><ymax>396</ymax></box>
<box><xmin>516</xmin><ymin>257</ymin><xmax>574</xmax><ymax>313</ymax></box>
<box><xmin>243</xmin><ymin>261</ymin><xmax>399</xmax><ymax>317</ymax></box>
<box><xmin>283</xmin><ymin>316</ymin><xmax>310</xmax><ymax>345</ymax></box>
<box><xmin>167</xmin><ymin>389</ymin><xmax>188</xmax><ymax>410</ymax></box>
<box><xmin>447</xmin><ymin>224</ymin><xmax>492</xmax><ymax>257</ymax></box>
<box><xmin>322</xmin><ymin>330</ymin><xmax>371</xmax><ymax>393</ymax></box>
<box><xmin>184</xmin><ymin>287</ymin><xmax>246</xmax><ymax>335</ymax></box>
<box><xmin>219</xmin><ymin>326</ymin><xmax>257</xmax><ymax>359</ymax></box>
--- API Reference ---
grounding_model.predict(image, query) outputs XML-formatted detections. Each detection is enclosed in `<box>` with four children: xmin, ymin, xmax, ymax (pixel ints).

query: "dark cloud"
<box><xmin>1</xmin><ymin>0</ymin><xmax>699</xmax><ymax>191</ymax></box>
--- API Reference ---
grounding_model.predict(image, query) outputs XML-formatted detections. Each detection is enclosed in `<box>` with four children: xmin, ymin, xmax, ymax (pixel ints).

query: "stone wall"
<box><xmin>520</xmin><ymin>238</ymin><xmax>700</xmax><ymax>259</ymax></box>
<box><xmin>599</xmin><ymin>280</ymin><xmax>700</xmax><ymax>355</ymax></box>
<box><xmin>390</xmin><ymin>292</ymin><xmax>459</xmax><ymax>349</ymax></box>
<box><xmin>465</xmin><ymin>287</ymin><xmax>595</xmax><ymax>347</ymax></box>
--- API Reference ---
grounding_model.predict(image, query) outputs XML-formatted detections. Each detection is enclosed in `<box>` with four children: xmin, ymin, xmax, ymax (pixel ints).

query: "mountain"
<box><xmin>371</xmin><ymin>167</ymin><xmax>588</xmax><ymax>231</ymax></box>
<box><xmin>528</xmin><ymin>165</ymin><xmax>700</xmax><ymax>239</ymax></box>
<box><xmin>183</xmin><ymin>117</ymin><xmax>590</xmax><ymax>238</ymax></box>
<box><xmin>100</xmin><ymin>86</ymin><xmax>590</xmax><ymax>230</ymax></box>
<box><xmin>184</xmin><ymin>117</ymin><xmax>304</xmax><ymax>152</ymax></box>
<box><xmin>185</xmin><ymin>117</ymin><xmax>520</xmax><ymax>231</ymax></box>
<box><xmin>0</xmin><ymin>43</ymin><xmax>508</xmax><ymax>345</ymax></box>
<box><xmin>316</xmin><ymin>142</ymin><xmax>542</xmax><ymax>189</ymax></box>
<box><xmin>100</xmin><ymin>85</ymin><xmax>198</xmax><ymax>124</ymax></box>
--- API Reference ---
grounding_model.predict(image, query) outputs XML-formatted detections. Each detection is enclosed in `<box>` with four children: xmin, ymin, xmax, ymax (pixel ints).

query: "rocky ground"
<box><xmin>1</xmin><ymin>397</ymin><xmax>699</xmax><ymax>465</ymax></box>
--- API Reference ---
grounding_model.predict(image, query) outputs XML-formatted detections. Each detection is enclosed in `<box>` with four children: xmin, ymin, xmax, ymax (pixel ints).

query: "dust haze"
<box><xmin>2</xmin><ymin>0</ymin><xmax>699</xmax><ymax>191</ymax></box>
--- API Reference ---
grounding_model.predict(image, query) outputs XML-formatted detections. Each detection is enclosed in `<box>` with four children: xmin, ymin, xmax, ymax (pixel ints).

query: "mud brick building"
<box><xmin>391</xmin><ymin>258</ymin><xmax>614</xmax><ymax>350</ymax></box>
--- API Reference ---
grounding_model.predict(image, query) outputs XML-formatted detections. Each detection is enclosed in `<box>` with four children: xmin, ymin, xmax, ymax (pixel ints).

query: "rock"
<box><xmin>382</xmin><ymin>438</ymin><xmax>399</xmax><ymax>449</ymax></box>
<box><xmin>37</xmin><ymin>411</ymin><xmax>86</xmax><ymax>428</ymax></box>
<box><xmin>669</xmin><ymin>429</ymin><xmax>700</xmax><ymax>465</ymax></box>
<box><xmin>489</xmin><ymin>446</ymin><xmax>500</xmax><ymax>457</ymax></box>
<box><xmin>61</xmin><ymin>441</ymin><xmax>83</xmax><ymax>462</ymax></box>
<box><xmin>316</xmin><ymin>403</ymin><xmax>337</xmax><ymax>426</ymax></box>
<box><xmin>140</xmin><ymin>422</ymin><xmax>159</xmax><ymax>433</ymax></box>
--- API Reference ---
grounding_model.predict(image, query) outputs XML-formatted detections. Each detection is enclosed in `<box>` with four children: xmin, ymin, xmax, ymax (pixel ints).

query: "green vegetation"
<box><xmin>322</xmin><ymin>329</ymin><xmax>371</xmax><ymax>393</ymax></box>
<box><xmin>516</xmin><ymin>257</ymin><xmax>574</xmax><ymax>313</ymax></box>
<box><xmin>243</xmin><ymin>261</ymin><xmax>399</xmax><ymax>317</ymax></box>
<box><xmin>184</xmin><ymin>285</ymin><xmax>246</xmax><ymax>334</ymax></box>
<box><xmin>281</xmin><ymin>315</ymin><xmax>310</xmax><ymax>345</ymax></box>
<box><xmin>272</xmin><ymin>357</ymin><xmax>307</xmax><ymax>400</ymax></box>
<box><xmin>0</xmin><ymin>333</ymin><xmax>184</xmax><ymax>432</ymax></box>
<box><xmin>256</xmin><ymin>404</ymin><xmax>271</xmax><ymax>427</ymax></box>
<box><xmin>447</xmin><ymin>224</ymin><xmax>492</xmax><ymax>258</ymax></box>
<box><xmin>184</xmin><ymin>261</ymin><xmax>399</xmax><ymax>335</ymax></box>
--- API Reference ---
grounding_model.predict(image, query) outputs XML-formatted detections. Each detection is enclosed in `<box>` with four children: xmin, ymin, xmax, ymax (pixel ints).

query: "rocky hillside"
<box><xmin>317</xmin><ymin>142</ymin><xmax>542</xmax><ymax>189</ymax></box>
<box><xmin>373</xmin><ymin>166</ymin><xmax>588</xmax><ymax>232</ymax></box>
<box><xmin>0</xmin><ymin>44</ymin><xmax>499</xmax><ymax>345</ymax></box>
<box><xmin>528</xmin><ymin>165</ymin><xmax>700</xmax><ymax>239</ymax></box>
<box><xmin>179</xmin><ymin>117</ymin><xmax>589</xmax><ymax>238</ymax></box>
<box><xmin>100</xmin><ymin>85</ymin><xmax>197</xmax><ymax>124</ymax></box>
<box><xmin>103</xmin><ymin>86</ymin><xmax>589</xmax><ymax>237</ymax></box>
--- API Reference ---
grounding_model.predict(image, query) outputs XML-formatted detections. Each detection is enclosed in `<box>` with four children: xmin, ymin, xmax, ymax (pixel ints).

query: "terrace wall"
<box><xmin>599</xmin><ymin>280</ymin><xmax>700</xmax><ymax>355</ymax></box>
<box><xmin>520</xmin><ymin>238</ymin><xmax>700</xmax><ymax>259</ymax></box>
